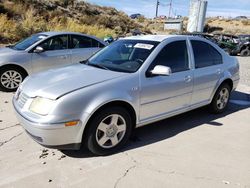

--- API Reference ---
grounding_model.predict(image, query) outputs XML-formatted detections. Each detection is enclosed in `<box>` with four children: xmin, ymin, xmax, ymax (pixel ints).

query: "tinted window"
<box><xmin>151</xmin><ymin>41</ymin><xmax>189</xmax><ymax>73</ymax></box>
<box><xmin>191</xmin><ymin>40</ymin><xmax>223</xmax><ymax>68</ymax></box>
<box><xmin>39</xmin><ymin>35</ymin><xmax>68</xmax><ymax>51</ymax></box>
<box><xmin>71</xmin><ymin>35</ymin><xmax>104</xmax><ymax>48</ymax></box>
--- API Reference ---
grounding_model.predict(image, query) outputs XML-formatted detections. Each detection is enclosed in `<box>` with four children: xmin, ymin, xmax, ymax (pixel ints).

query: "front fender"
<box><xmin>51</xmin><ymin>74</ymin><xmax>140</xmax><ymax>125</ymax></box>
<box><xmin>0</xmin><ymin>60</ymin><xmax>31</xmax><ymax>75</ymax></box>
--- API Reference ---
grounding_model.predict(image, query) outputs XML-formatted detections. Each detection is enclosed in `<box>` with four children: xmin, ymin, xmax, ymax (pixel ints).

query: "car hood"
<box><xmin>21</xmin><ymin>64</ymin><xmax>127</xmax><ymax>99</ymax></box>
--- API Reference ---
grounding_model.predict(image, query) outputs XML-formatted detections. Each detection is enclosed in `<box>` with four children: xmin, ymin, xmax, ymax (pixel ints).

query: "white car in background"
<box><xmin>0</xmin><ymin>32</ymin><xmax>106</xmax><ymax>91</ymax></box>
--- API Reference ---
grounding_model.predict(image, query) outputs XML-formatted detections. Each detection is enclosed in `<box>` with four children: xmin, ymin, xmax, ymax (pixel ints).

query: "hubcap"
<box><xmin>1</xmin><ymin>70</ymin><xmax>22</xmax><ymax>89</ymax></box>
<box><xmin>217</xmin><ymin>88</ymin><xmax>229</xmax><ymax>110</ymax></box>
<box><xmin>96</xmin><ymin>114</ymin><xmax>126</xmax><ymax>149</ymax></box>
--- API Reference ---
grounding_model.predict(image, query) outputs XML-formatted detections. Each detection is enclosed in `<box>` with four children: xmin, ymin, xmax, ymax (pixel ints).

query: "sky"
<box><xmin>86</xmin><ymin>0</ymin><xmax>250</xmax><ymax>18</ymax></box>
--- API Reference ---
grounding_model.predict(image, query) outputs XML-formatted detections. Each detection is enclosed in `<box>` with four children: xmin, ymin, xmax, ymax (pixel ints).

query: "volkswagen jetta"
<box><xmin>13</xmin><ymin>35</ymin><xmax>240</xmax><ymax>155</ymax></box>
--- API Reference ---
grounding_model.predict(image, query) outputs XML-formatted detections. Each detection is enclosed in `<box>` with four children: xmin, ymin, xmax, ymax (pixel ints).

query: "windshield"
<box><xmin>11</xmin><ymin>34</ymin><xmax>48</xmax><ymax>50</ymax></box>
<box><xmin>87</xmin><ymin>39</ymin><xmax>159</xmax><ymax>73</ymax></box>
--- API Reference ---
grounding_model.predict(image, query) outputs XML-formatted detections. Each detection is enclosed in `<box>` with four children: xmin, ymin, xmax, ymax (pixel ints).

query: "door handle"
<box><xmin>216</xmin><ymin>69</ymin><xmax>222</xmax><ymax>75</ymax></box>
<box><xmin>184</xmin><ymin>75</ymin><xmax>192</xmax><ymax>83</ymax></box>
<box><xmin>59</xmin><ymin>55</ymin><xmax>67</xmax><ymax>59</ymax></box>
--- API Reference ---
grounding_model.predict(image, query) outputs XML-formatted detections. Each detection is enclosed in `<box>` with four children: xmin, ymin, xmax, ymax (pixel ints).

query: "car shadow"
<box><xmin>62</xmin><ymin>90</ymin><xmax>250</xmax><ymax>158</ymax></box>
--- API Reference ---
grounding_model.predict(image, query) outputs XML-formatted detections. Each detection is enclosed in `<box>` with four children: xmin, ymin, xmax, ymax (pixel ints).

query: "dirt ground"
<box><xmin>0</xmin><ymin>57</ymin><xmax>250</xmax><ymax>188</ymax></box>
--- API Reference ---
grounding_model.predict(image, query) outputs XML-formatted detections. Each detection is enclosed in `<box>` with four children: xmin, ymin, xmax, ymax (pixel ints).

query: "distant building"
<box><xmin>164</xmin><ymin>19</ymin><xmax>183</xmax><ymax>32</ymax></box>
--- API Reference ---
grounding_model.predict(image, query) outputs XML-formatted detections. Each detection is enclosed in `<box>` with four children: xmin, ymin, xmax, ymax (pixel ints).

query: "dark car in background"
<box><xmin>130</xmin><ymin>14</ymin><xmax>142</xmax><ymax>19</ymax></box>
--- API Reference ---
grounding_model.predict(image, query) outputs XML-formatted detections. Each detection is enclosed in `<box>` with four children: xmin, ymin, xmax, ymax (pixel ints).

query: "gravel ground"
<box><xmin>0</xmin><ymin>56</ymin><xmax>249</xmax><ymax>188</ymax></box>
<box><xmin>238</xmin><ymin>57</ymin><xmax>250</xmax><ymax>87</ymax></box>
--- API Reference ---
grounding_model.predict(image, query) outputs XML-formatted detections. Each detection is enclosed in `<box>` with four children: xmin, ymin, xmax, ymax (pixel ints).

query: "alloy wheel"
<box><xmin>0</xmin><ymin>70</ymin><xmax>22</xmax><ymax>89</ymax></box>
<box><xmin>95</xmin><ymin>114</ymin><xmax>126</xmax><ymax>149</ymax></box>
<box><xmin>216</xmin><ymin>88</ymin><xmax>229</xmax><ymax>110</ymax></box>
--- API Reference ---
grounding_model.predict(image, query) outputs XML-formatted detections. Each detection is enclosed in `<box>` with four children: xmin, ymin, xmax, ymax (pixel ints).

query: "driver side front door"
<box><xmin>31</xmin><ymin>34</ymin><xmax>72</xmax><ymax>73</ymax></box>
<box><xmin>139</xmin><ymin>40</ymin><xmax>194</xmax><ymax>122</ymax></box>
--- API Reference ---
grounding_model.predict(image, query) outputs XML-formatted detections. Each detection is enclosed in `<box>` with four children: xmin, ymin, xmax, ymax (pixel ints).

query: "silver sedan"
<box><xmin>13</xmin><ymin>35</ymin><xmax>240</xmax><ymax>155</ymax></box>
<box><xmin>0</xmin><ymin>32</ymin><xmax>106</xmax><ymax>91</ymax></box>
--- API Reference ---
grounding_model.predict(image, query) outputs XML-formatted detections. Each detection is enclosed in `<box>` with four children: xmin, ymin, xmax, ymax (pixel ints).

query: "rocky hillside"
<box><xmin>0</xmin><ymin>0</ymin><xmax>150</xmax><ymax>43</ymax></box>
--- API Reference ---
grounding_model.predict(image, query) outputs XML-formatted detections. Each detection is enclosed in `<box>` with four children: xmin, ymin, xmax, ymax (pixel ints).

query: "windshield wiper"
<box><xmin>80</xmin><ymin>60</ymin><xmax>110</xmax><ymax>70</ymax></box>
<box><xmin>6</xmin><ymin>45</ymin><xmax>13</xmax><ymax>48</ymax></box>
<box><xmin>87</xmin><ymin>63</ymin><xmax>110</xmax><ymax>70</ymax></box>
<box><xmin>79</xmin><ymin>60</ymin><xmax>88</xmax><ymax>64</ymax></box>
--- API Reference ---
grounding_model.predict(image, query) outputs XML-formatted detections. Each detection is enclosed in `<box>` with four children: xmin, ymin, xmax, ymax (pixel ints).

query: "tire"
<box><xmin>0</xmin><ymin>66</ymin><xmax>27</xmax><ymax>92</ymax></box>
<box><xmin>209</xmin><ymin>84</ymin><xmax>231</xmax><ymax>114</ymax></box>
<box><xmin>240</xmin><ymin>48</ymin><xmax>250</xmax><ymax>57</ymax></box>
<box><xmin>85</xmin><ymin>106</ymin><xmax>133</xmax><ymax>155</ymax></box>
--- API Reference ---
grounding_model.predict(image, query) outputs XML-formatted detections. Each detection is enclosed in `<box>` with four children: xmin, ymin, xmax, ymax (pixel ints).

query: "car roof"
<box><xmin>39</xmin><ymin>31</ymin><xmax>92</xmax><ymax>36</ymax></box>
<box><xmin>123</xmin><ymin>35</ymin><xmax>187</xmax><ymax>42</ymax></box>
<box><xmin>36</xmin><ymin>31</ymin><xmax>106</xmax><ymax>45</ymax></box>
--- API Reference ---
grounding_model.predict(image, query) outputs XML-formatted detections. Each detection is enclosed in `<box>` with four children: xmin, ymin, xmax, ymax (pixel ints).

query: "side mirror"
<box><xmin>149</xmin><ymin>65</ymin><xmax>172</xmax><ymax>77</ymax></box>
<box><xmin>33</xmin><ymin>46</ymin><xmax>44</xmax><ymax>53</ymax></box>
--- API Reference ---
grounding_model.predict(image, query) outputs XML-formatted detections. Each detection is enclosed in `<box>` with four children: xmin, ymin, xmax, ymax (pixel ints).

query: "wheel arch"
<box><xmin>0</xmin><ymin>64</ymin><xmax>29</xmax><ymax>77</ymax></box>
<box><xmin>210</xmin><ymin>78</ymin><xmax>234</xmax><ymax>103</ymax></box>
<box><xmin>220</xmin><ymin>78</ymin><xmax>233</xmax><ymax>91</ymax></box>
<box><xmin>81</xmin><ymin>100</ymin><xmax>137</xmax><ymax>143</ymax></box>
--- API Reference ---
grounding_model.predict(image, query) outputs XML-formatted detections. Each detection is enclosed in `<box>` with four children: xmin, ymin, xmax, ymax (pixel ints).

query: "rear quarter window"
<box><xmin>191</xmin><ymin>40</ymin><xmax>223</xmax><ymax>68</ymax></box>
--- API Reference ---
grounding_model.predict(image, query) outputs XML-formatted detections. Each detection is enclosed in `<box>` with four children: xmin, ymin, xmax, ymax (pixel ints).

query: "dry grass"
<box><xmin>0</xmin><ymin>0</ymin><xmax>142</xmax><ymax>43</ymax></box>
<box><xmin>206</xmin><ymin>19</ymin><xmax>250</xmax><ymax>35</ymax></box>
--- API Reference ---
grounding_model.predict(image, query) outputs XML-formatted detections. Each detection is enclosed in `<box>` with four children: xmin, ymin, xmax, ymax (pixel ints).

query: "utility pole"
<box><xmin>168</xmin><ymin>0</ymin><xmax>172</xmax><ymax>18</ymax></box>
<box><xmin>155</xmin><ymin>0</ymin><xmax>160</xmax><ymax>18</ymax></box>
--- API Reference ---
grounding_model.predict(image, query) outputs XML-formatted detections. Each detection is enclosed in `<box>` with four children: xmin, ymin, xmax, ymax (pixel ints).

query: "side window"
<box><xmin>71</xmin><ymin>35</ymin><xmax>104</xmax><ymax>49</ymax></box>
<box><xmin>151</xmin><ymin>41</ymin><xmax>189</xmax><ymax>73</ymax></box>
<box><xmin>39</xmin><ymin>35</ymin><xmax>68</xmax><ymax>51</ymax></box>
<box><xmin>92</xmin><ymin>39</ymin><xmax>105</xmax><ymax>48</ymax></box>
<box><xmin>191</xmin><ymin>40</ymin><xmax>223</xmax><ymax>68</ymax></box>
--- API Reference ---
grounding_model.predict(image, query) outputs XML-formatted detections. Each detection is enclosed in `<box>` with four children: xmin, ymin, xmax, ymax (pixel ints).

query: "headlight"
<box><xmin>29</xmin><ymin>97</ymin><xmax>55</xmax><ymax>115</ymax></box>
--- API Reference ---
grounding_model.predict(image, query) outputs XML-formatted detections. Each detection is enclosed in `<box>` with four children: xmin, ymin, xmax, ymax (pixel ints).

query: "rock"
<box><xmin>61</xmin><ymin>155</ymin><xmax>66</xmax><ymax>158</ymax></box>
<box><xmin>39</xmin><ymin>149</ymin><xmax>49</xmax><ymax>158</ymax></box>
<box><xmin>43</xmin><ymin>162</ymin><xmax>46</xmax><ymax>165</ymax></box>
<box><xmin>222</xmin><ymin>180</ymin><xmax>230</xmax><ymax>184</ymax></box>
<box><xmin>58</xmin><ymin>154</ymin><xmax>66</xmax><ymax>160</ymax></box>
<box><xmin>48</xmin><ymin>179</ymin><xmax>52</xmax><ymax>182</ymax></box>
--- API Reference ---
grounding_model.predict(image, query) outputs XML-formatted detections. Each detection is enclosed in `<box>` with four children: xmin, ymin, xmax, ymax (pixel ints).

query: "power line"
<box><xmin>156</xmin><ymin>0</ymin><xmax>174</xmax><ymax>18</ymax></box>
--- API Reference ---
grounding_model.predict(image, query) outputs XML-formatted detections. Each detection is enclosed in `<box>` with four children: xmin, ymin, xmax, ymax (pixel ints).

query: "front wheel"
<box><xmin>85</xmin><ymin>107</ymin><xmax>132</xmax><ymax>155</ymax></box>
<box><xmin>209</xmin><ymin>84</ymin><xmax>231</xmax><ymax>114</ymax></box>
<box><xmin>0</xmin><ymin>67</ymin><xmax>26</xmax><ymax>92</ymax></box>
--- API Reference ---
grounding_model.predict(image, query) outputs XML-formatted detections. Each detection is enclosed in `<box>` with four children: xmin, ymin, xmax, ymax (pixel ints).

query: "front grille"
<box><xmin>17</xmin><ymin>92</ymin><xmax>29</xmax><ymax>108</ymax></box>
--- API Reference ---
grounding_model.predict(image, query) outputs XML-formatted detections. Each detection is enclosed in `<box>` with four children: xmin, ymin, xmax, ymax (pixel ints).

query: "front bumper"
<box><xmin>14</xmin><ymin>105</ymin><xmax>86</xmax><ymax>150</ymax></box>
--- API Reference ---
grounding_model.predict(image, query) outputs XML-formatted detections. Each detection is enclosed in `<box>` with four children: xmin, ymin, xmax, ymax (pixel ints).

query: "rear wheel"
<box><xmin>209</xmin><ymin>84</ymin><xmax>231</xmax><ymax>114</ymax></box>
<box><xmin>0</xmin><ymin>67</ymin><xmax>27</xmax><ymax>92</ymax></box>
<box><xmin>85</xmin><ymin>107</ymin><xmax>132</xmax><ymax>155</ymax></box>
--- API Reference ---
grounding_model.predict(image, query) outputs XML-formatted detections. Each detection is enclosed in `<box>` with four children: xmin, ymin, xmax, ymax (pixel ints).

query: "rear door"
<box><xmin>190</xmin><ymin>40</ymin><xmax>224</xmax><ymax>105</ymax></box>
<box><xmin>70</xmin><ymin>35</ymin><xmax>105</xmax><ymax>63</ymax></box>
<box><xmin>31</xmin><ymin>34</ymin><xmax>72</xmax><ymax>73</ymax></box>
